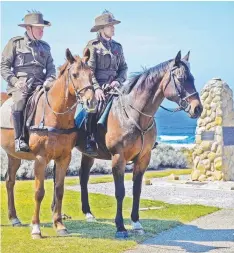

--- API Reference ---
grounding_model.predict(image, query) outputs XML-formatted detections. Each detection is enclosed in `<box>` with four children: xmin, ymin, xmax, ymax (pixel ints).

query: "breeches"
<box><xmin>11</xmin><ymin>90</ymin><xmax>29</xmax><ymax>111</ymax></box>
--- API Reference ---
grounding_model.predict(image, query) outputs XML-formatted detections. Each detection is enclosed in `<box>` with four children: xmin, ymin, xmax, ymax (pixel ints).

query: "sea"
<box><xmin>154</xmin><ymin>107</ymin><xmax>197</xmax><ymax>145</ymax></box>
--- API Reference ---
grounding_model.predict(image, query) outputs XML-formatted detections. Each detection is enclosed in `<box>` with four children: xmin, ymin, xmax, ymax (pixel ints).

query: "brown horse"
<box><xmin>52</xmin><ymin>50</ymin><xmax>203</xmax><ymax>238</ymax></box>
<box><xmin>0</xmin><ymin>49</ymin><xmax>96</xmax><ymax>238</ymax></box>
<box><xmin>0</xmin><ymin>92</ymin><xmax>10</xmax><ymax>106</ymax></box>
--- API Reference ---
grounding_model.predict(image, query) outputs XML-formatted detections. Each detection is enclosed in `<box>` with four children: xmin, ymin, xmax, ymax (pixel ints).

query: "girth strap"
<box><xmin>29</xmin><ymin>125</ymin><xmax>77</xmax><ymax>134</ymax></box>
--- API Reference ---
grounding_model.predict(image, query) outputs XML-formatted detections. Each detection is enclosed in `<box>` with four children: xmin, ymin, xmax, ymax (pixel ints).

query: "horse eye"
<box><xmin>73</xmin><ymin>73</ymin><xmax>79</xmax><ymax>78</ymax></box>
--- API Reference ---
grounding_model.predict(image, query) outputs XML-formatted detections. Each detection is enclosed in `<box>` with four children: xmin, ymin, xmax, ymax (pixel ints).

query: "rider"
<box><xmin>84</xmin><ymin>10</ymin><xmax>128</xmax><ymax>155</ymax></box>
<box><xmin>1</xmin><ymin>11</ymin><xmax>56</xmax><ymax>152</ymax></box>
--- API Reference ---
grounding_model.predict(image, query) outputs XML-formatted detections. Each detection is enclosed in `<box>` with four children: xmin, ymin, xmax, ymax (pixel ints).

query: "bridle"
<box><xmin>67</xmin><ymin>65</ymin><xmax>94</xmax><ymax>99</ymax></box>
<box><xmin>162</xmin><ymin>65</ymin><xmax>198</xmax><ymax>113</ymax></box>
<box><xmin>31</xmin><ymin>61</ymin><xmax>95</xmax><ymax>134</ymax></box>
<box><xmin>119</xmin><ymin>65</ymin><xmax>198</xmax><ymax>121</ymax></box>
<box><xmin>45</xmin><ymin>64</ymin><xmax>94</xmax><ymax>115</ymax></box>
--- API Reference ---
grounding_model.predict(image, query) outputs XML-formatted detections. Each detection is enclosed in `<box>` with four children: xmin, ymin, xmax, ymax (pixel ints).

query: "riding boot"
<box><xmin>12</xmin><ymin>111</ymin><xmax>30</xmax><ymax>152</ymax></box>
<box><xmin>85</xmin><ymin>113</ymin><xmax>97</xmax><ymax>156</ymax></box>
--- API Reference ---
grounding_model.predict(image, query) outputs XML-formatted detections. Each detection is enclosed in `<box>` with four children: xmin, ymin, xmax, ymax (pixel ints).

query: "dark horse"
<box><xmin>52</xmin><ymin>51</ymin><xmax>203</xmax><ymax>238</ymax></box>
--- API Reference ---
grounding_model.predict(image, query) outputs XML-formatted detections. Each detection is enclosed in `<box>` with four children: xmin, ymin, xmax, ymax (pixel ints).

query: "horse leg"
<box><xmin>51</xmin><ymin>161</ymin><xmax>72</xmax><ymax>221</ymax></box>
<box><xmin>51</xmin><ymin>161</ymin><xmax>56</xmax><ymax>212</ymax></box>
<box><xmin>112</xmin><ymin>153</ymin><xmax>128</xmax><ymax>238</ymax></box>
<box><xmin>31</xmin><ymin>157</ymin><xmax>46</xmax><ymax>239</ymax></box>
<box><xmin>79</xmin><ymin>154</ymin><xmax>95</xmax><ymax>222</ymax></box>
<box><xmin>5</xmin><ymin>154</ymin><xmax>22</xmax><ymax>226</ymax></box>
<box><xmin>131</xmin><ymin>152</ymin><xmax>151</xmax><ymax>234</ymax></box>
<box><xmin>52</xmin><ymin>155</ymin><xmax>71</xmax><ymax>236</ymax></box>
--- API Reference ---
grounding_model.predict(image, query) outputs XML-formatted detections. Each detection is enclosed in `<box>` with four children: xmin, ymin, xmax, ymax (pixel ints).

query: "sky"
<box><xmin>1</xmin><ymin>1</ymin><xmax>234</xmax><ymax>107</ymax></box>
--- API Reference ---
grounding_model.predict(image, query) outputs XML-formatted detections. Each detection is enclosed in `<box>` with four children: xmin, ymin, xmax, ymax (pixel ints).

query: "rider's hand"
<box><xmin>43</xmin><ymin>79</ymin><xmax>54</xmax><ymax>91</ymax></box>
<box><xmin>15</xmin><ymin>79</ymin><xmax>26</xmax><ymax>89</ymax></box>
<box><xmin>95</xmin><ymin>88</ymin><xmax>105</xmax><ymax>102</ymax></box>
<box><xmin>110</xmin><ymin>81</ymin><xmax>120</xmax><ymax>89</ymax></box>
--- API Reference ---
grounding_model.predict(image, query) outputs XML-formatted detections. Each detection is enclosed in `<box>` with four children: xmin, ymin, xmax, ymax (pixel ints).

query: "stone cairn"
<box><xmin>192</xmin><ymin>78</ymin><xmax>234</xmax><ymax>181</ymax></box>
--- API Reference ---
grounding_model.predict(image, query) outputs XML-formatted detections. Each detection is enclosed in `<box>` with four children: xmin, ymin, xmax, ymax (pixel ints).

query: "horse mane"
<box><xmin>58</xmin><ymin>61</ymin><xmax>69</xmax><ymax>78</ymax></box>
<box><xmin>122</xmin><ymin>60</ymin><xmax>172</xmax><ymax>94</ymax></box>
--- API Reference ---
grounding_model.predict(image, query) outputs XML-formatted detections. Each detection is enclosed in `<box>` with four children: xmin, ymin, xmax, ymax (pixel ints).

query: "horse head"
<box><xmin>161</xmin><ymin>51</ymin><xmax>203</xmax><ymax>118</ymax></box>
<box><xmin>65</xmin><ymin>48</ymin><xmax>97</xmax><ymax>112</ymax></box>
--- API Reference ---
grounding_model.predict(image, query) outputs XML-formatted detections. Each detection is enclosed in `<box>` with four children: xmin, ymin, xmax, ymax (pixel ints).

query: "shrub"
<box><xmin>0</xmin><ymin>143</ymin><xmax>189</xmax><ymax>180</ymax></box>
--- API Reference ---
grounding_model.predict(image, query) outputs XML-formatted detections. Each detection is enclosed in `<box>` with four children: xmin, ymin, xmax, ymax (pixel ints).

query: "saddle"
<box><xmin>75</xmin><ymin>86</ymin><xmax>117</xmax><ymax>131</ymax></box>
<box><xmin>74</xmin><ymin>86</ymin><xmax>119</xmax><ymax>157</ymax></box>
<box><xmin>0</xmin><ymin>86</ymin><xmax>44</xmax><ymax>140</ymax></box>
<box><xmin>24</xmin><ymin>86</ymin><xmax>44</xmax><ymax>129</ymax></box>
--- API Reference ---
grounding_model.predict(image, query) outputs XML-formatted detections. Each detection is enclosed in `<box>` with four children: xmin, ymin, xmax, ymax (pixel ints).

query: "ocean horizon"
<box><xmin>155</xmin><ymin>108</ymin><xmax>197</xmax><ymax>145</ymax></box>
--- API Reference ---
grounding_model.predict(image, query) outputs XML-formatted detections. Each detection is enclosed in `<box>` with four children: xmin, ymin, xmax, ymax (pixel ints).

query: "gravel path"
<box><xmin>67</xmin><ymin>175</ymin><xmax>234</xmax><ymax>208</ymax></box>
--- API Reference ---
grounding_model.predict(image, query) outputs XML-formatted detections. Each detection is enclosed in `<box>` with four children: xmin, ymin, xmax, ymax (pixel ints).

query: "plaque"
<box><xmin>201</xmin><ymin>131</ymin><xmax>215</xmax><ymax>141</ymax></box>
<box><xmin>223</xmin><ymin>127</ymin><xmax>234</xmax><ymax>146</ymax></box>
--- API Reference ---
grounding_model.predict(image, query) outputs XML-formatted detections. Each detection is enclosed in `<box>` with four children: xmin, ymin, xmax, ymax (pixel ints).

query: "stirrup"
<box><xmin>85</xmin><ymin>141</ymin><xmax>98</xmax><ymax>156</ymax></box>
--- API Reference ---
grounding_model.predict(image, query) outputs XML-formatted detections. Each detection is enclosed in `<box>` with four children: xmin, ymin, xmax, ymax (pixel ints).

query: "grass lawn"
<box><xmin>1</xmin><ymin>177</ymin><xmax>219</xmax><ymax>253</ymax></box>
<box><xmin>65</xmin><ymin>168</ymin><xmax>193</xmax><ymax>186</ymax></box>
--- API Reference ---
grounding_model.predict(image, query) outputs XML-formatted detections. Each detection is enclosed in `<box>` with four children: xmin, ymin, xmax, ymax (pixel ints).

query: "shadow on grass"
<box><xmin>0</xmin><ymin>224</ymin><xmax>29</xmax><ymax>227</ymax></box>
<box><xmin>3</xmin><ymin>218</ymin><xmax>233</xmax><ymax>253</ymax></box>
<box><xmin>36</xmin><ymin>218</ymin><xmax>181</xmax><ymax>242</ymax></box>
<box><xmin>1</xmin><ymin>218</ymin><xmax>182</xmax><ymax>242</ymax></box>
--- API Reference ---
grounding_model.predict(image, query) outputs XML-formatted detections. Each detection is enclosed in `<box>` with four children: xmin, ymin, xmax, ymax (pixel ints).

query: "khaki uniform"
<box><xmin>85</xmin><ymin>35</ymin><xmax>128</xmax><ymax>90</ymax></box>
<box><xmin>81</xmin><ymin>11</ymin><xmax>126</xmax><ymax>155</ymax></box>
<box><xmin>1</xmin><ymin>32</ymin><xmax>56</xmax><ymax>110</ymax></box>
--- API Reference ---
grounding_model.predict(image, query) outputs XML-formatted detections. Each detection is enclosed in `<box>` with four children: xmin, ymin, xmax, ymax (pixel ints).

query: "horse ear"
<box><xmin>182</xmin><ymin>51</ymin><xmax>190</xmax><ymax>62</ymax></box>
<box><xmin>174</xmin><ymin>50</ymin><xmax>181</xmax><ymax>66</ymax></box>
<box><xmin>82</xmin><ymin>48</ymin><xmax>90</xmax><ymax>64</ymax></box>
<box><xmin>66</xmin><ymin>48</ymin><xmax>75</xmax><ymax>64</ymax></box>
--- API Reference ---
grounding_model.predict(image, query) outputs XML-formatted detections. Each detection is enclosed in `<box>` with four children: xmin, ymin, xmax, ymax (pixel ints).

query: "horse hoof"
<box><xmin>86</xmin><ymin>217</ymin><xmax>96</xmax><ymax>222</ymax></box>
<box><xmin>57</xmin><ymin>229</ymin><xmax>69</xmax><ymax>237</ymax></box>
<box><xmin>115</xmin><ymin>231</ymin><xmax>128</xmax><ymax>239</ymax></box>
<box><xmin>32</xmin><ymin>233</ymin><xmax>42</xmax><ymax>239</ymax></box>
<box><xmin>12</xmin><ymin>221</ymin><xmax>22</xmax><ymax>227</ymax></box>
<box><xmin>11</xmin><ymin>218</ymin><xmax>22</xmax><ymax>227</ymax></box>
<box><xmin>131</xmin><ymin>221</ymin><xmax>143</xmax><ymax>230</ymax></box>
<box><xmin>133</xmin><ymin>229</ymin><xmax>145</xmax><ymax>235</ymax></box>
<box><xmin>85</xmin><ymin>213</ymin><xmax>96</xmax><ymax>222</ymax></box>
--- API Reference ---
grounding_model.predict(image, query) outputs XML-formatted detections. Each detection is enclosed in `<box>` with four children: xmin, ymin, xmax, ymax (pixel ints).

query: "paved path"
<box><xmin>124</xmin><ymin>209</ymin><xmax>234</xmax><ymax>253</ymax></box>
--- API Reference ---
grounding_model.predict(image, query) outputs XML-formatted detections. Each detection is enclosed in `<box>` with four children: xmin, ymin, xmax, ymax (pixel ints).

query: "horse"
<box><xmin>0</xmin><ymin>49</ymin><xmax>96</xmax><ymax>239</ymax></box>
<box><xmin>0</xmin><ymin>92</ymin><xmax>10</xmax><ymax>106</ymax></box>
<box><xmin>52</xmin><ymin>50</ymin><xmax>203</xmax><ymax>238</ymax></box>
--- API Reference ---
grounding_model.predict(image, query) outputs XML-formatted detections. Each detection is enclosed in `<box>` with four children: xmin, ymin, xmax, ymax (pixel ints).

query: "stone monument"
<box><xmin>192</xmin><ymin>78</ymin><xmax>234</xmax><ymax>181</ymax></box>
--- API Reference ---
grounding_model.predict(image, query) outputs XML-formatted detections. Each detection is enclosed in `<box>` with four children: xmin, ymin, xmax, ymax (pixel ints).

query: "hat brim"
<box><xmin>90</xmin><ymin>20</ymin><xmax>120</xmax><ymax>32</ymax></box>
<box><xmin>18</xmin><ymin>20</ymin><xmax>51</xmax><ymax>27</ymax></box>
